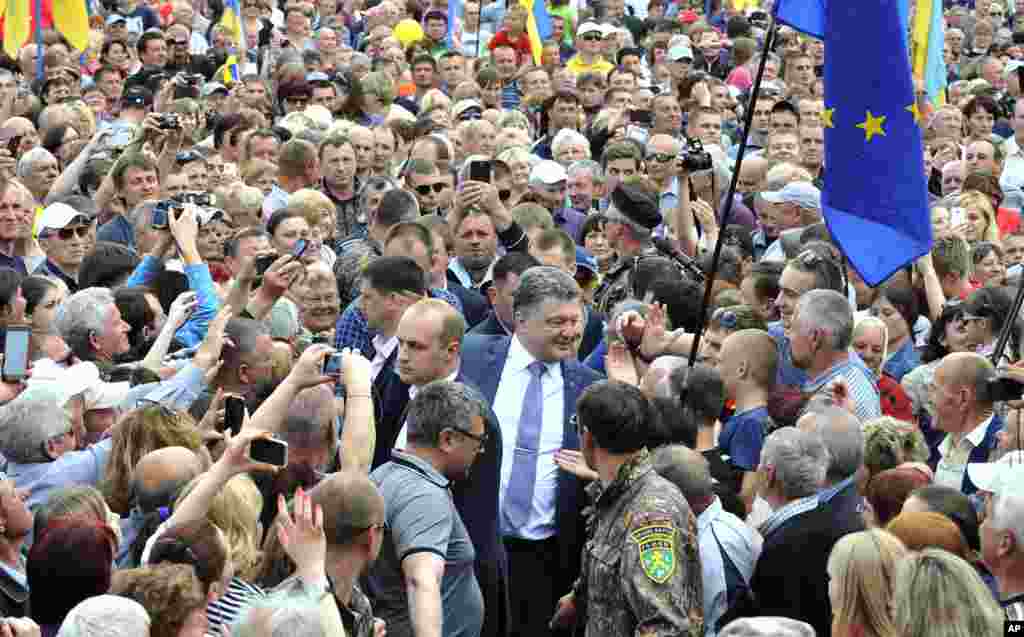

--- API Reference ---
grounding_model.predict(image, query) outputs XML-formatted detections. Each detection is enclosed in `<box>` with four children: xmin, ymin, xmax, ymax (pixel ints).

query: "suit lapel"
<box><xmin>560</xmin><ymin>361</ymin><xmax>581</xmax><ymax>450</ymax></box>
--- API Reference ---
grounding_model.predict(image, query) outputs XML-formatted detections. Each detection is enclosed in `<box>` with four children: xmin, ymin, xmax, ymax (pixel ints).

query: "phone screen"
<box><xmin>950</xmin><ymin>207</ymin><xmax>966</xmax><ymax>227</ymax></box>
<box><xmin>291</xmin><ymin>239</ymin><xmax>308</xmax><ymax>260</ymax></box>
<box><xmin>322</xmin><ymin>353</ymin><xmax>343</xmax><ymax>378</ymax></box>
<box><xmin>3</xmin><ymin>326</ymin><xmax>30</xmax><ymax>382</ymax></box>
<box><xmin>468</xmin><ymin>160</ymin><xmax>492</xmax><ymax>183</ymax></box>
<box><xmin>249</xmin><ymin>437</ymin><xmax>288</xmax><ymax>467</ymax></box>
<box><xmin>224</xmin><ymin>395</ymin><xmax>245</xmax><ymax>436</ymax></box>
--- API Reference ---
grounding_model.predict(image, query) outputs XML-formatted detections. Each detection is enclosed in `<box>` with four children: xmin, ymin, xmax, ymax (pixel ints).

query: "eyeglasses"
<box><xmin>498</xmin><ymin>189</ymin><xmax>512</xmax><ymax>201</ymax></box>
<box><xmin>448</xmin><ymin>426</ymin><xmax>488</xmax><ymax>450</ymax></box>
<box><xmin>581</xmin><ymin>33</ymin><xmax>603</xmax><ymax>41</ymax></box>
<box><xmin>646</xmin><ymin>152</ymin><xmax>674</xmax><ymax>163</ymax></box>
<box><xmin>42</xmin><ymin>224</ymin><xmax>91</xmax><ymax>240</ymax></box>
<box><xmin>167</xmin><ymin>39</ymin><xmax>188</xmax><ymax>46</ymax></box>
<box><xmin>285</xmin><ymin>97</ymin><xmax>309</xmax><ymax>106</ymax></box>
<box><xmin>415</xmin><ymin>183</ymin><xmax>445</xmax><ymax>195</ymax></box>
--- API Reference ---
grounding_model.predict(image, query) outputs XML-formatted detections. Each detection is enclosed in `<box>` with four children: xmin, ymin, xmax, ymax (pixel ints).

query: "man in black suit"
<box><xmin>417</xmin><ymin>215</ymin><xmax>491</xmax><ymax>328</ymax></box>
<box><xmin>469</xmin><ymin>252</ymin><xmax>541</xmax><ymax>338</ymax></box>
<box><xmin>722</xmin><ymin>427</ymin><xmax>862</xmax><ymax>636</ymax></box>
<box><xmin>460</xmin><ymin>266</ymin><xmax>603</xmax><ymax>637</ymax></box>
<box><xmin>380</xmin><ymin>297</ymin><xmax>510</xmax><ymax>637</ymax></box>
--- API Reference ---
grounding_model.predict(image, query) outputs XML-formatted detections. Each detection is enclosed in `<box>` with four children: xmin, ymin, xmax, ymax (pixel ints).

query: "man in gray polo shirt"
<box><xmin>366</xmin><ymin>381</ymin><xmax>486</xmax><ymax>637</ymax></box>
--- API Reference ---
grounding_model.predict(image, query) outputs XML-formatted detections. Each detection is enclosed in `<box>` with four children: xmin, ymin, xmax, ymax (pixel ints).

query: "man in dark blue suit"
<box><xmin>379</xmin><ymin>297</ymin><xmax>511</xmax><ymax>637</ymax></box>
<box><xmin>460</xmin><ymin>266</ymin><xmax>604</xmax><ymax>637</ymax></box>
<box><xmin>470</xmin><ymin>252</ymin><xmax>541</xmax><ymax>339</ymax></box>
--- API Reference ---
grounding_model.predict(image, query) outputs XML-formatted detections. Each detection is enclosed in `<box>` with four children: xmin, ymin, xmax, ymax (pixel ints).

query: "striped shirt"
<box><xmin>500</xmin><ymin>80</ymin><xmax>521</xmax><ymax>110</ymax></box>
<box><xmin>803</xmin><ymin>355</ymin><xmax>882</xmax><ymax>422</ymax></box>
<box><xmin>207</xmin><ymin>577</ymin><xmax>266</xmax><ymax>632</ymax></box>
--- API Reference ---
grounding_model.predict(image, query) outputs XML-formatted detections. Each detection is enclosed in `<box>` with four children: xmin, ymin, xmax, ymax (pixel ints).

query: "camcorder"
<box><xmin>678</xmin><ymin>137</ymin><xmax>713</xmax><ymax>173</ymax></box>
<box><xmin>151</xmin><ymin>192</ymin><xmax>216</xmax><ymax>229</ymax></box>
<box><xmin>152</xmin><ymin>113</ymin><xmax>181</xmax><ymax>131</ymax></box>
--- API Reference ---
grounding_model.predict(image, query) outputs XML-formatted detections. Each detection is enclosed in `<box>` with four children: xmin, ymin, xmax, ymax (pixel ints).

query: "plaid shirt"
<box><xmin>333</xmin><ymin>288</ymin><xmax>464</xmax><ymax>358</ymax></box>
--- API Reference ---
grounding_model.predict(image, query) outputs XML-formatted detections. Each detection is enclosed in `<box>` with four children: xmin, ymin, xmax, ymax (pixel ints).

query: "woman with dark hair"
<box><xmin>41</xmin><ymin>124</ymin><xmax>80</xmax><ymax>169</ymax></box>
<box><xmin>28</xmin><ymin>516</ymin><xmax>117</xmax><ymax>636</ymax></box>
<box><xmin>98</xmin><ymin>40</ymin><xmax>133</xmax><ymax>76</ymax></box>
<box><xmin>113</xmin><ymin>287</ymin><xmax>160</xmax><ymax>362</ymax></box>
<box><xmin>971</xmin><ymin>241</ymin><xmax>1006</xmax><ymax>287</ymax></box>
<box><xmin>961</xmin><ymin>95</ymin><xmax>1000</xmax><ymax>143</ymax></box>
<box><xmin>580</xmin><ymin>213</ymin><xmax>614</xmax><ymax>274</ymax></box>
<box><xmin>870</xmin><ymin>281</ymin><xmax>921</xmax><ymax>382</ymax></box>
<box><xmin>962</xmin><ymin>285</ymin><xmax>1016</xmax><ymax>360</ymax></box>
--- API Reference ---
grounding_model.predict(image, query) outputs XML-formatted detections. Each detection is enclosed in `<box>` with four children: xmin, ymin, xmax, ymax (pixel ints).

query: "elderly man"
<box><xmin>59</xmin><ymin>595</ymin><xmax>151</xmax><ymax>637</ymax></box>
<box><xmin>0</xmin><ymin>385</ymin><xmax>113</xmax><ymax>510</ymax></box>
<box><xmin>653</xmin><ymin>445</ymin><xmax>762</xmax><ymax>637</ymax></box>
<box><xmin>458</xmin><ymin>121</ymin><xmax>497</xmax><ymax>161</ymax></box>
<box><xmin>367</xmin><ymin>381</ymin><xmax>488</xmax><ymax>637</ymax></box>
<box><xmin>54</xmin><ymin>288</ymin><xmax>131</xmax><ymax>364</ymax></box>
<box><xmin>790</xmin><ymin>289</ymin><xmax>881</xmax><ymax>421</ymax></box>
<box><xmin>646</xmin><ymin>134</ymin><xmax>682</xmax><ymax>213</ymax></box>
<box><xmin>567</xmin><ymin>160</ymin><xmax>604</xmax><ymax>214</ymax></box>
<box><xmin>797</xmin><ymin>405</ymin><xmax>867</xmax><ymax>523</ymax></box>
<box><xmin>970</xmin><ymin>453</ymin><xmax>1024</xmax><ymax>618</ymax></box>
<box><xmin>526</xmin><ymin>161</ymin><xmax>585</xmax><ymax>242</ymax></box>
<box><xmin>35</xmin><ymin>203</ymin><xmax>95</xmax><ymax>293</ymax></box>
<box><xmin>942</xmin><ymin>159</ymin><xmax>966</xmax><ymax>198</ymax></box>
<box><xmin>757</xmin><ymin>182</ymin><xmax>822</xmax><ymax>262</ymax></box>
<box><xmin>721</xmin><ymin>427</ymin><xmax>857</xmax><ymax>637</ymax></box>
<box><xmin>460</xmin><ymin>266</ymin><xmax>603</xmax><ymax>637</ymax></box>
<box><xmin>930</xmin><ymin>352</ymin><xmax>1005</xmax><ymax>494</ymax></box>
<box><xmin>17</xmin><ymin>148</ymin><xmax>58</xmax><ymax>205</ymax></box>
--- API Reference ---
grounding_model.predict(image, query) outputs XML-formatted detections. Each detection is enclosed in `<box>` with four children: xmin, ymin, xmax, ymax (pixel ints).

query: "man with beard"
<box><xmin>366</xmin><ymin>381</ymin><xmax>487</xmax><ymax>637</ymax></box>
<box><xmin>550</xmin><ymin>381</ymin><xmax>704</xmax><ymax>637</ymax></box>
<box><xmin>35</xmin><ymin>203</ymin><xmax>95</xmax><ymax>293</ymax></box>
<box><xmin>789</xmin><ymin>289</ymin><xmax>880</xmax><ymax>422</ymax></box>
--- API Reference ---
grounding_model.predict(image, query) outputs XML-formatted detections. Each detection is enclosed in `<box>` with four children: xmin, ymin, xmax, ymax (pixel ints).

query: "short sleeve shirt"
<box><xmin>718</xmin><ymin>406</ymin><xmax>770</xmax><ymax>471</ymax></box>
<box><xmin>367</xmin><ymin>451</ymin><xmax>483</xmax><ymax>637</ymax></box>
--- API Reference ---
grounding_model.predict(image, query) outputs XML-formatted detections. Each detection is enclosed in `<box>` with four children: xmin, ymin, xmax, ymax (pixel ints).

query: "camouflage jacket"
<box><xmin>580</xmin><ymin>449</ymin><xmax>704</xmax><ymax>637</ymax></box>
<box><xmin>593</xmin><ymin>241</ymin><xmax>704</xmax><ymax>315</ymax></box>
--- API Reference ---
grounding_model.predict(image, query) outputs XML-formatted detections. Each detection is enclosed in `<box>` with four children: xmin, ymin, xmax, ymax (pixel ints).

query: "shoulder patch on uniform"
<box><xmin>630</xmin><ymin>520</ymin><xmax>676</xmax><ymax>584</ymax></box>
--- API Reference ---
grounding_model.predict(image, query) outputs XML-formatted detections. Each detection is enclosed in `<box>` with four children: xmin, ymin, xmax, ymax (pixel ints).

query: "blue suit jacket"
<box><xmin>459</xmin><ymin>333</ymin><xmax>604</xmax><ymax>595</ymax></box>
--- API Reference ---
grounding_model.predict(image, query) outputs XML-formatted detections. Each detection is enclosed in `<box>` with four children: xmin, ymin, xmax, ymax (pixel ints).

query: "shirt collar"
<box><xmin>760</xmin><ymin>492</ymin><xmax>820</xmax><ymax>537</ymax></box>
<box><xmin>409</xmin><ymin>368</ymin><xmax>459</xmax><ymax>400</ymax></box>
<box><xmin>389</xmin><ymin>449</ymin><xmax>449</xmax><ymax>488</ymax></box>
<box><xmin>372</xmin><ymin>334</ymin><xmax>398</xmax><ymax>359</ymax></box>
<box><xmin>696</xmin><ymin>495</ymin><xmax>722</xmax><ymax>533</ymax></box>
<box><xmin>818</xmin><ymin>474</ymin><xmax>856</xmax><ymax>504</ymax></box>
<box><xmin>507</xmin><ymin>334</ymin><xmax>558</xmax><ymax>377</ymax></box>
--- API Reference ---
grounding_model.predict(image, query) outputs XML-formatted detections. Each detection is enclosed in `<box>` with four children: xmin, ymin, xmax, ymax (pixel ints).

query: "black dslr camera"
<box><xmin>153</xmin><ymin>113</ymin><xmax>181</xmax><ymax>130</ymax></box>
<box><xmin>678</xmin><ymin>137</ymin><xmax>713</xmax><ymax>173</ymax></box>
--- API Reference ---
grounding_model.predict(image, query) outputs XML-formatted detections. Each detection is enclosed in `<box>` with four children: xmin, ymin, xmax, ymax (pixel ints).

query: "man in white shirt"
<box><xmin>1002</xmin><ymin>97</ymin><xmax>1024</xmax><ymax>193</ymax></box>
<box><xmin>930</xmin><ymin>352</ymin><xmax>1004</xmax><ymax>494</ymax></box>
<box><xmin>358</xmin><ymin>256</ymin><xmax>427</xmax><ymax>384</ymax></box>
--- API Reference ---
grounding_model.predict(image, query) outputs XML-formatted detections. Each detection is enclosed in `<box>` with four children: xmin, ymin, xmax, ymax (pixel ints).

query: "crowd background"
<box><xmin>0</xmin><ymin>0</ymin><xmax>1013</xmax><ymax>636</ymax></box>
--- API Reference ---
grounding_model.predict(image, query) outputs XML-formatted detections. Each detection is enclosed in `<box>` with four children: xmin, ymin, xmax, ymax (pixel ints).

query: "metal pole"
<box><xmin>990</xmin><ymin>273</ymin><xmax>1024</xmax><ymax>367</ymax></box>
<box><xmin>683</xmin><ymin>17</ymin><xmax>778</xmax><ymax>371</ymax></box>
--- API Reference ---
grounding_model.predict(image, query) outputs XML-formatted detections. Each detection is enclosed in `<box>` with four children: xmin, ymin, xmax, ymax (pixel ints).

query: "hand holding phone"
<box><xmin>2</xmin><ymin>326</ymin><xmax>31</xmax><ymax>383</ymax></box>
<box><xmin>223</xmin><ymin>395</ymin><xmax>246</xmax><ymax>436</ymax></box>
<box><xmin>249</xmin><ymin>436</ymin><xmax>288</xmax><ymax>467</ymax></box>
<box><xmin>468</xmin><ymin>160</ymin><xmax>492</xmax><ymax>184</ymax></box>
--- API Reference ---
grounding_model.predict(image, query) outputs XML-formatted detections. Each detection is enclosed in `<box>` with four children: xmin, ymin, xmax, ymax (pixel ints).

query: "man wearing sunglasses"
<box><xmin>567</xmin><ymin>22</ymin><xmax>614</xmax><ymax>77</ymax></box>
<box><xmin>406</xmin><ymin>159</ymin><xmax>446</xmax><ymax>216</ymax></box>
<box><xmin>36</xmin><ymin>203</ymin><xmax>95</xmax><ymax>293</ymax></box>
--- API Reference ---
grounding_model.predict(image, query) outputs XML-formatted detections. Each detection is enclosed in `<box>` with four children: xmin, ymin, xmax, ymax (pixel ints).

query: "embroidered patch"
<box><xmin>630</xmin><ymin>521</ymin><xmax>676</xmax><ymax>584</ymax></box>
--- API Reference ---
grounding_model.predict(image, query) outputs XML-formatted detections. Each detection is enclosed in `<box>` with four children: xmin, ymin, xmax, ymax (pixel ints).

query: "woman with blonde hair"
<box><xmin>827</xmin><ymin>529</ymin><xmax>907</xmax><ymax>637</ymax></box>
<box><xmin>285</xmin><ymin>189</ymin><xmax>337</xmax><ymax>267</ymax></box>
<box><xmin>101</xmin><ymin>404</ymin><xmax>204</xmax><ymax>515</ymax></box>
<box><xmin>958</xmin><ymin>189</ymin><xmax>1000</xmax><ymax>243</ymax></box>
<box><xmin>891</xmin><ymin>548</ymin><xmax>1004</xmax><ymax>637</ymax></box>
<box><xmin>496</xmin><ymin>147</ymin><xmax>533</xmax><ymax>203</ymax></box>
<box><xmin>241</xmin><ymin>159</ymin><xmax>278</xmax><ymax>197</ymax></box>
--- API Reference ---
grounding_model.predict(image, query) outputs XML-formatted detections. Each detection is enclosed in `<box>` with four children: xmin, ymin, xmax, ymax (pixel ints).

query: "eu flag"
<box><xmin>774</xmin><ymin>0</ymin><xmax>932</xmax><ymax>286</ymax></box>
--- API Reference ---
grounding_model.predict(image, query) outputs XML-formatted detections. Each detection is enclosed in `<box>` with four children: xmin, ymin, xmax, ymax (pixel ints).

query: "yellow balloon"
<box><xmin>393</xmin><ymin>19</ymin><xmax>425</xmax><ymax>47</ymax></box>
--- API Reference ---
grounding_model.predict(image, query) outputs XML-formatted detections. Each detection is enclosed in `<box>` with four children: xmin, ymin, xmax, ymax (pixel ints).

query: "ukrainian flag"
<box><xmin>520</xmin><ymin>0</ymin><xmax>552</xmax><ymax>66</ymax></box>
<box><xmin>911</xmin><ymin>0</ymin><xmax>946</xmax><ymax>105</ymax></box>
<box><xmin>221</xmin><ymin>0</ymin><xmax>244</xmax><ymax>49</ymax></box>
<box><xmin>223</xmin><ymin>54</ymin><xmax>240</xmax><ymax>84</ymax></box>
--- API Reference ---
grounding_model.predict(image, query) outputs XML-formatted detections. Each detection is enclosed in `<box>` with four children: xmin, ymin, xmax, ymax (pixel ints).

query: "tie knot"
<box><xmin>528</xmin><ymin>361</ymin><xmax>548</xmax><ymax>378</ymax></box>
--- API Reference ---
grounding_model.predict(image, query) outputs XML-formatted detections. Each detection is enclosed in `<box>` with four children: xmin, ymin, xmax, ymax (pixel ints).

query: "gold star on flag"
<box><xmin>906</xmin><ymin>102</ymin><xmax>922</xmax><ymax>125</ymax></box>
<box><xmin>856</xmin><ymin>110</ymin><xmax>887</xmax><ymax>142</ymax></box>
<box><xmin>820</xmin><ymin>108</ymin><xmax>835</xmax><ymax>128</ymax></box>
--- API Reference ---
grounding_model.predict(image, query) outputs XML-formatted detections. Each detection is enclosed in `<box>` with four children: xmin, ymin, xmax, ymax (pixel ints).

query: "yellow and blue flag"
<box><xmin>223</xmin><ymin>54</ymin><xmax>240</xmax><ymax>84</ymax></box>
<box><xmin>774</xmin><ymin>0</ymin><xmax>931</xmax><ymax>285</ymax></box>
<box><xmin>912</xmin><ymin>0</ymin><xmax>947</xmax><ymax>105</ymax></box>
<box><xmin>520</xmin><ymin>0</ymin><xmax>552</xmax><ymax>66</ymax></box>
<box><xmin>220</xmin><ymin>0</ymin><xmax>245</xmax><ymax>49</ymax></box>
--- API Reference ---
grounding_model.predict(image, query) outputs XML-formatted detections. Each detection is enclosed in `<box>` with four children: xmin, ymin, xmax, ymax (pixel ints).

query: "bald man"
<box><xmin>309</xmin><ymin>471</ymin><xmax>387</xmax><ymax>637</ymax></box>
<box><xmin>652</xmin><ymin>445</ymin><xmax>763</xmax><ymax>637</ymax></box>
<box><xmin>931</xmin><ymin>352</ymin><xmax>1005</xmax><ymax>494</ymax></box>
<box><xmin>717</xmin><ymin>329</ymin><xmax>778</xmax><ymax>507</ymax></box>
<box><xmin>119</xmin><ymin>446</ymin><xmax>205</xmax><ymax>566</ymax></box>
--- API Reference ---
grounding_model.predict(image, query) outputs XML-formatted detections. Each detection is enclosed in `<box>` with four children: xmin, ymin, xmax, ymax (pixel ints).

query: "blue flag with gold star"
<box><xmin>774</xmin><ymin>0</ymin><xmax>932</xmax><ymax>286</ymax></box>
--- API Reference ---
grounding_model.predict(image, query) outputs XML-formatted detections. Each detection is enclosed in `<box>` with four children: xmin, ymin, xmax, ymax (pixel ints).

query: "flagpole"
<box><xmin>32</xmin><ymin>0</ymin><xmax>43</xmax><ymax>82</ymax></box>
<box><xmin>989</xmin><ymin>271</ymin><xmax>1024</xmax><ymax>367</ymax></box>
<box><xmin>682</xmin><ymin>17</ymin><xmax>778</xmax><ymax>374</ymax></box>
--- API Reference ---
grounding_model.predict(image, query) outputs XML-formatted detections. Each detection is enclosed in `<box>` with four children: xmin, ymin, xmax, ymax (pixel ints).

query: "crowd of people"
<box><xmin>0</xmin><ymin>0</ymin><xmax>1017</xmax><ymax>635</ymax></box>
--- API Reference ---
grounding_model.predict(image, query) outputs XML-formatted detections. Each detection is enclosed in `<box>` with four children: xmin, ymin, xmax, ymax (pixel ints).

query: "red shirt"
<box><xmin>997</xmin><ymin>206</ymin><xmax>1021</xmax><ymax>236</ymax></box>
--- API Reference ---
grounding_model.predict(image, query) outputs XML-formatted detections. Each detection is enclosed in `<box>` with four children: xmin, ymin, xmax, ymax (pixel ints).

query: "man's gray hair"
<box><xmin>651</xmin><ymin>444</ymin><xmax>715</xmax><ymax>501</ymax></box>
<box><xmin>761</xmin><ymin>427</ymin><xmax>830</xmax><ymax>500</ymax></box>
<box><xmin>351</xmin><ymin>52</ymin><xmax>371</xmax><ymax>67</ymax></box>
<box><xmin>567</xmin><ymin>159</ymin><xmax>604</xmax><ymax>184</ymax></box>
<box><xmin>54</xmin><ymin>287</ymin><xmax>118</xmax><ymax>360</ymax></box>
<box><xmin>406</xmin><ymin>381</ymin><xmax>487</xmax><ymax>447</ymax></box>
<box><xmin>0</xmin><ymin>384</ymin><xmax>72</xmax><ymax>463</ymax></box>
<box><xmin>17</xmin><ymin>147</ymin><xmax>55</xmax><ymax>179</ymax></box>
<box><xmin>232</xmin><ymin>594</ymin><xmax>325</xmax><ymax>637</ymax></box>
<box><xmin>357</xmin><ymin>176</ymin><xmax>398</xmax><ymax>217</ymax></box>
<box><xmin>551</xmin><ymin>129</ymin><xmax>590</xmax><ymax>158</ymax></box>
<box><xmin>512</xmin><ymin>266</ymin><xmax>581</xmax><ymax>322</ymax></box>
<box><xmin>57</xmin><ymin>595</ymin><xmax>150</xmax><ymax>637</ymax></box>
<box><xmin>800</xmin><ymin>406</ymin><xmax>864</xmax><ymax>481</ymax></box>
<box><xmin>794</xmin><ymin>289</ymin><xmax>853</xmax><ymax>350</ymax></box>
<box><xmin>991</xmin><ymin>490</ymin><xmax>1024</xmax><ymax>555</ymax></box>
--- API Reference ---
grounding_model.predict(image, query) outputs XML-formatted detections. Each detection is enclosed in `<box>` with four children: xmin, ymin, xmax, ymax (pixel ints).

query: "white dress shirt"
<box><xmin>1002</xmin><ymin>136</ymin><xmax>1024</xmax><ymax>193</ymax></box>
<box><xmin>493</xmin><ymin>336</ymin><xmax>564</xmax><ymax>540</ymax></box>
<box><xmin>935</xmin><ymin>415</ymin><xmax>992</xmax><ymax>491</ymax></box>
<box><xmin>369</xmin><ymin>334</ymin><xmax>399</xmax><ymax>383</ymax></box>
<box><xmin>394</xmin><ymin>369</ymin><xmax>460</xmax><ymax>450</ymax></box>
